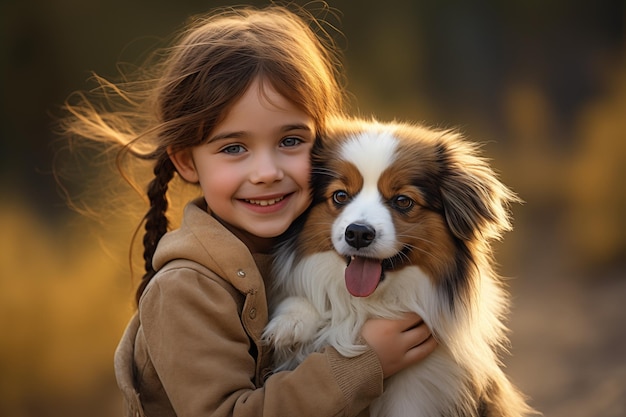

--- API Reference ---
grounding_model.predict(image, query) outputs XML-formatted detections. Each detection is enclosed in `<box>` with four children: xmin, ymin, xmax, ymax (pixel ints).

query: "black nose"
<box><xmin>345</xmin><ymin>223</ymin><xmax>376</xmax><ymax>249</ymax></box>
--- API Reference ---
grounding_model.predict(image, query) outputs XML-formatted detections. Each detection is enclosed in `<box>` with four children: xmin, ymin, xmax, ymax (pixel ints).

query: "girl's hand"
<box><xmin>361</xmin><ymin>312</ymin><xmax>437</xmax><ymax>378</ymax></box>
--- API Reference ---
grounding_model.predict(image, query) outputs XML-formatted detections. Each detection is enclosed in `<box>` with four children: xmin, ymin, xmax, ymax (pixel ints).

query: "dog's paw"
<box><xmin>263</xmin><ymin>297</ymin><xmax>321</xmax><ymax>349</ymax></box>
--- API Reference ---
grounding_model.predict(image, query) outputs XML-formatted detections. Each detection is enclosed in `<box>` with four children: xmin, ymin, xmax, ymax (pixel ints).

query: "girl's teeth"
<box><xmin>247</xmin><ymin>196</ymin><xmax>284</xmax><ymax>206</ymax></box>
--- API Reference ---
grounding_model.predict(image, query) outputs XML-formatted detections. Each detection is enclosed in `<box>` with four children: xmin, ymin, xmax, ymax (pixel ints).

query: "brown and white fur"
<box><xmin>263</xmin><ymin>117</ymin><xmax>534</xmax><ymax>417</ymax></box>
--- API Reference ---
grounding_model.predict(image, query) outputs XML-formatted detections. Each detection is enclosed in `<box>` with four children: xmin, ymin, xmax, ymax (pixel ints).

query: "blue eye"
<box><xmin>280</xmin><ymin>136</ymin><xmax>302</xmax><ymax>147</ymax></box>
<box><xmin>221</xmin><ymin>144</ymin><xmax>245</xmax><ymax>154</ymax></box>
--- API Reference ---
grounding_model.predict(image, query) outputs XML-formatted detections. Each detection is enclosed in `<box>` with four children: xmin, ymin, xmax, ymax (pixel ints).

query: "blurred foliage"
<box><xmin>1</xmin><ymin>1</ymin><xmax>625</xmax><ymax>416</ymax></box>
<box><xmin>0</xmin><ymin>201</ymin><xmax>132</xmax><ymax>416</ymax></box>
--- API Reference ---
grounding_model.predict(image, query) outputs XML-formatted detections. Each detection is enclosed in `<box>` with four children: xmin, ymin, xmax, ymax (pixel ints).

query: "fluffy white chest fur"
<box><xmin>263</xmin><ymin>117</ymin><xmax>534</xmax><ymax>417</ymax></box>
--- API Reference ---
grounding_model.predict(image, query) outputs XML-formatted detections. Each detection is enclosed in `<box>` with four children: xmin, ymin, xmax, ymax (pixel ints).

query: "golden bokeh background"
<box><xmin>1</xmin><ymin>1</ymin><xmax>624</xmax><ymax>416</ymax></box>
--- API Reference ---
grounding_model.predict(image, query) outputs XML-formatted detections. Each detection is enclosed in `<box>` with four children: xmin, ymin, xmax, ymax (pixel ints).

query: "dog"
<box><xmin>263</xmin><ymin>116</ymin><xmax>534</xmax><ymax>417</ymax></box>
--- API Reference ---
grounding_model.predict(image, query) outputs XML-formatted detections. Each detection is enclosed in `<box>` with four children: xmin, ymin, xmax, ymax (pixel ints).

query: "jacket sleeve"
<box><xmin>137</xmin><ymin>264</ymin><xmax>383</xmax><ymax>417</ymax></box>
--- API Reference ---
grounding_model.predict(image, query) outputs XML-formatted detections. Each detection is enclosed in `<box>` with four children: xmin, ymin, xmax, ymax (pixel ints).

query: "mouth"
<box><xmin>243</xmin><ymin>195</ymin><xmax>286</xmax><ymax>207</ymax></box>
<box><xmin>344</xmin><ymin>256</ymin><xmax>384</xmax><ymax>298</ymax></box>
<box><xmin>343</xmin><ymin>249</ymin><xmax>409</xmax><ymax>298</ymax></box>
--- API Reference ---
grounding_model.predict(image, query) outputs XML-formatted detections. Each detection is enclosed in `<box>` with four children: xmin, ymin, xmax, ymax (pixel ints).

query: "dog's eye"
<box><xmin>391</xmin><ymin>195</ymin><xmax>414</xmax><ymax>211</ymax></box>
<box><xmin>332</xmin><ymin>190</ymin><xmax>351</xmax><ymax>205</ymax></box>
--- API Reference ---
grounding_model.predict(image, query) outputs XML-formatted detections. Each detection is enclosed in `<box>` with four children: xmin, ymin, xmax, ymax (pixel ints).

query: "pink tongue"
<box><xmin>345</xmin><ymin>257</ymin><xmax>382</xmax><ymax>297</ymax></box>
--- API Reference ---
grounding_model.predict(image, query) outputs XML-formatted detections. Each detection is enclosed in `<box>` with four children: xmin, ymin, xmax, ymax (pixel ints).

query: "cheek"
<box><xmin>300</xmin><ymin>204</ymin><xmax>335</xmax><ymax>254</ymax></box>
<box><xmin>289</xmin><ymin>155</ymin><xmax>311</xmax><ymax>190</ymax></box>
<box><xmin>198</xmin><ymin>164</ymin><xmax>239</xmax><ymax>199</ymax></box>
<box><xmin>396</xmin><ymin>211</ymin><xmax>457</xmax><ymax>272</ymax></box>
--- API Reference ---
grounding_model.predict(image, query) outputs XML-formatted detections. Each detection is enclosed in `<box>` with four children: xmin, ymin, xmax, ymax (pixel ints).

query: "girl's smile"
<box><xmin>244</xmin><ymin>196</ymin><xmax>285</xmax><ymax>206</ymax></box>
<box><xmin>242</xmin><ymin>193</ymin><xmax>288</xmax><ymax>208</ymax></box>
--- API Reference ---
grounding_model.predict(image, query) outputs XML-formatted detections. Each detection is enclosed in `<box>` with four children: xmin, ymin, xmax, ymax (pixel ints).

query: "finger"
<box><xmin>397</xmin><ymin>312</ymin><xmax>425</xmax><ymax>332</ymax></box>
<box><xmin>407</xmin><ymin>331</ymin><xmax>432</xmax><ymax>349</ymax></box>
<box><xmin>404</xmin><ymin>335</ymin><xmax>438</xmax><ymax>364</ymax></box>
<box><xmin>401</xmin><ymin>321</ymin><xmax>432</xmax><ymax>346</ymax></box>
<box><xmin>403</xmin><ymin>318</ymin><xmax>425</xmax><ymax>332</ymax></box>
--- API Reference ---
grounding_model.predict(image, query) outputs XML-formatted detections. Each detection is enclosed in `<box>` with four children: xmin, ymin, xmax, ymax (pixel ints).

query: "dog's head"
<box><xmin>299</xmin><ymin>116</ymin><xmax>518</xmax><ymax>307</ymax></box>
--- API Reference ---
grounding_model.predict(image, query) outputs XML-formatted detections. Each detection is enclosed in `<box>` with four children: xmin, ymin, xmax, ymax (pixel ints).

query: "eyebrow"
<box><xmin>208</xmin><ymin>123</ymin><xmax>313</xmax><ymax>143</ymax></box>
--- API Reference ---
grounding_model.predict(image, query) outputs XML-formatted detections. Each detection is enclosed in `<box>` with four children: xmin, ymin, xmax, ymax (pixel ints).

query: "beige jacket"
<box><xmin>114</xmin><ymin>199</ymin><xmax>383</xmax><ymax>417</ymax></box>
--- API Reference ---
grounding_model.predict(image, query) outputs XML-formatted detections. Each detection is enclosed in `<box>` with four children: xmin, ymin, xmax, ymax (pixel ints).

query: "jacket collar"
<box><xmin>153</xmin><ymin>197</ymin><xmax>266</xmax><ymax>295</ymax></box>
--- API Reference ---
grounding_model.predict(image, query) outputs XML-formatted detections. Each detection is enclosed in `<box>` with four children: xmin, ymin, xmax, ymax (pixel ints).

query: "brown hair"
<box><xmin>61</xmin><ymin>4</ymin><xmax>346</xmax><ymax>304</ymax></box>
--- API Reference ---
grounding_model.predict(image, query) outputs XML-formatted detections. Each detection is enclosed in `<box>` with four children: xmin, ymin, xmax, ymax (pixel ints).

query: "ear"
<box><xmin>167</xmin><ymin>147</ymin><xmax>199</xmax><ymax>183</ymax></box>
<box><xmin>437</xmin><ymin>137</ymin><xmax>518</xmax><ymax>242</ymax></box>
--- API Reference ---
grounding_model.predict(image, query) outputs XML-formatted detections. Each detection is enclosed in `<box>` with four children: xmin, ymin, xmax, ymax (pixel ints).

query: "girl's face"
<box><xmin>170</xmin><ymin>78</ymin><xmax>315</xmax><ymax>252</ymax></box>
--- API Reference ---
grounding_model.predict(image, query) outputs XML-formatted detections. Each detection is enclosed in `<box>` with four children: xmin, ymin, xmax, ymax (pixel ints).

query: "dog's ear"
<box><xmin>437</xmin><ymin>135</ymin><xmax>519</xmax><ymax>242</ymax></box>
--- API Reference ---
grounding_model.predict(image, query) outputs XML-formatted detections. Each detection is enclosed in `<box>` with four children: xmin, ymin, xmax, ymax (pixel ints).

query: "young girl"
<box><xmin>62</xmin><ymin>5</ymin><xmax>436</xmax><ymax>417</ymax></box>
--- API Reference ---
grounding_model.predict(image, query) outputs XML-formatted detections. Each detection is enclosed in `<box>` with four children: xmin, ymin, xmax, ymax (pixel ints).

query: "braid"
<box><xmin>135</xmin><ymin>155</ymin><xmax>175</xmax><ymax>304</ymax></box>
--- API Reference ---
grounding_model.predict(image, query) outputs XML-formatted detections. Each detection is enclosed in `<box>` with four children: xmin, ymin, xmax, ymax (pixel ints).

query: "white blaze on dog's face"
<box><xmin>332</xmin><ymin>131</ymin><xmax>400</xmax><ymax>257</ymax></box>
<box><xmin>329</xmin><ymin>131</ymin><xmax>401</xmax><ymax>297</ymax></box>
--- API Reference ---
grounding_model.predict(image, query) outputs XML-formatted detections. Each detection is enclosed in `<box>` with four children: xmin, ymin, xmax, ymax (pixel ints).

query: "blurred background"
<box><xmin>1</xmin><ymin>0</ymin><xmax>625</xmax><ymax>416</ymax></box>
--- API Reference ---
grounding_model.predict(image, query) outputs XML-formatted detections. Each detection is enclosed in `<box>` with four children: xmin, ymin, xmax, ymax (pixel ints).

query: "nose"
<box><xmin>249</xmin><ymin>151</ymin><xmax>284</xmax><ymax>184</ymax></box>
<box><xmin>345</xmin><ymin>223</ymin><xmax>376</xmax><ymax>249</ymax></box>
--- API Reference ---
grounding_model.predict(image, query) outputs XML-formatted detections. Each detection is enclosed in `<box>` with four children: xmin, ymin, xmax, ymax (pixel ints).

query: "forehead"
<box><xmin>324</xmin><ymin>126</ymin><xmax>442</xmax><ymax>199</ymax></box>
<box><xmin>212</xmin><ymin>78</ymin><xmax>315</xmax><ymax>137</ymax></box>
<box><xmin>338</xmin><ymin>130</ymin><xmax>399</xmax><ymax>185</ymax></box>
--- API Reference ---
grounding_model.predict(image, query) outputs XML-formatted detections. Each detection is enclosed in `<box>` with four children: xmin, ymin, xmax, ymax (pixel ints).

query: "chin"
<box><xmin>264</xmin><ymin>116</ymin><xmax>536</xmax><ymax>417</ymax></box>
